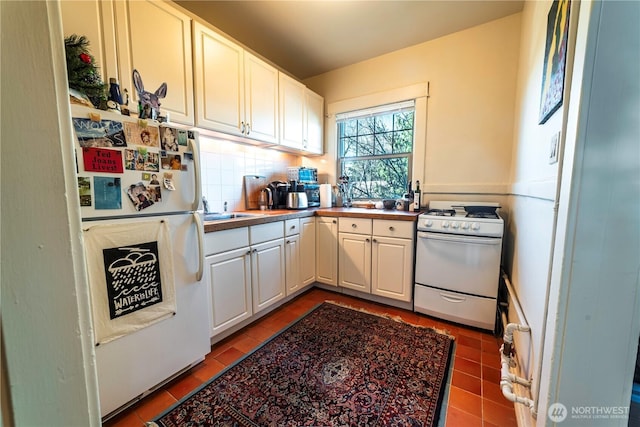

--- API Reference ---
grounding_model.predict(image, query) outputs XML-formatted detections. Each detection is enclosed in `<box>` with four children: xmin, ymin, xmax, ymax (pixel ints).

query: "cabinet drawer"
<box><xmin>204</xmin><ymin>227</ymin><xmax>249</xmax><ymax>255</ymax></box>
<box><xmin>338</xmin><ymin>218</ymin><xmax>372</xmax><ymax>235</ymax></box>
<box><xmin>414</xmin><ymin>285</ymin><xmax>497</xmax><ymax>330</ymax></box>
<box><xmin>373</xmin><ymin>220</ymin><xmax>415</xmax><ymax>239</ymax></box>
<box><xmin>285</xmin><ymin>218</ymin><xmax>300</xmax><ymax>236</ymax></box>
<box><xmin>250</xmin><ymin>221</ymin><xmax>284</xmax><ymax>244</ymax></box>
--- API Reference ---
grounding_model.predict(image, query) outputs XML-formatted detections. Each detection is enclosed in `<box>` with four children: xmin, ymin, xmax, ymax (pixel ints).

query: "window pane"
<box><xmin>393</xmin><ymin>129</ymin><xmax>413</xmax><ymax>153</ymax></box>
<box><xmin>342</xmin><ymin>157</ymin><xmax>409</xmax><ymax>200</ymax></box>
<box><xmin>338</xmin><ymin>103</ymin><xmax>415</xmax><ymax>200</ymax></box>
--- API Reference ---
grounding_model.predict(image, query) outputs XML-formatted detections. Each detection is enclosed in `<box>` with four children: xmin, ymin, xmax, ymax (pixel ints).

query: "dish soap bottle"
<box><xmin>413</xmin><ymin>181</ymin><xmax>421</xmax><ymax>212</ymax></box>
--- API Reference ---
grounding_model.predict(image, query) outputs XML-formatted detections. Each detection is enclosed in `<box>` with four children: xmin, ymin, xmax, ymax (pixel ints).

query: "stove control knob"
<box><xmin>451</xmin><ymin>222</ymin><xmax>459</xmax><ymax>229</ymax></box>
<box><xmin>442</xmin><ymin>221</ymin><xmax>450</xmax><ymax>228</ymax></box>
<box><xmin>424</xmin><ymin>220</ymin><xmax>433</xmax><ymax>228</ymax></box>
<box><xmin>471</xmin><ymin>223</ymin><xmax>480</xmax><ymax>231</ymax></box>
<box><xmin>461</xmin><ymin>223</ymin><xmax>470</xmax><ymax>230</ymax></box>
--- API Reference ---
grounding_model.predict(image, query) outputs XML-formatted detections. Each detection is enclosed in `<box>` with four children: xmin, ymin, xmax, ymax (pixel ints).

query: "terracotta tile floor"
<box><xmin>104</xmin><ymin>288</ymin><xmax>517</xmax><ymax>427</ymax></box>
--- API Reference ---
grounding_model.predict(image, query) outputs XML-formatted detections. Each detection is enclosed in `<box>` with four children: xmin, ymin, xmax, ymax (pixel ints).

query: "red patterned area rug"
<box><xmin>150</xmin><ymin>302</ymin><xmax>454</xmax><ymax>427</ymax></box>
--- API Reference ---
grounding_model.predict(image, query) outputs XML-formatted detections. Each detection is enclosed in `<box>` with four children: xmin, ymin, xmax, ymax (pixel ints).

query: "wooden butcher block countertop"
<box><xmin>203</xmin><ymin>207</ymin><xmax>422</xmax><ymax>232</ymax></box>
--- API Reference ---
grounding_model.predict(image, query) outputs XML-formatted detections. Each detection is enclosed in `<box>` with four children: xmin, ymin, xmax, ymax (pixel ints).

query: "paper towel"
<box><xmin>319</xmin><ymin>184</ymin><xmax>332</xmax><ymax>208</ymax></box>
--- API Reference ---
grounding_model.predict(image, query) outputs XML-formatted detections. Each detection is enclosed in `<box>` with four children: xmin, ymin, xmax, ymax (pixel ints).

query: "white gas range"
<box><xmin>414</xmin><ymin>201</ymin><xmax>504</xmax><ymax>331</ymax></box>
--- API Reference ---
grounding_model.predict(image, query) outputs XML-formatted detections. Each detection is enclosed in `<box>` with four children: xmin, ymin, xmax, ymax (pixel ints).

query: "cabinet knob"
<box><xmin>241</xmin><ymin>121</ymin><xmax>245</xmax><ymax>133</ymax></box>
<box><xmin>290</xmin><ymin>225</ymin><xmax>296</xmax><ymax>230</ymax></box>
<box><xmin>286</xmin><ymin>240</ymin><xmax>290</xmax><ymax>244</ymax></box>
<box><xmin>389</xmin><ymin>226</ymin><xmax>395</xmax><ymax>231</ymax></box>
<box><xmin>351</xmin><ymin>223</ymin><xmax>357</xmax><ymax>228</ymax></box>
<box><xmin>365</xmin><ymin>238</ymin><xmax>370</xmax><ymax>243</ymax></box>
<box><xmin>332</xmin><ymin>220</ymin><xmax>337</xmax><ymax>224</ymax></box>
<box><xmin>372</xmin><ymin>238</ymin><xmax>377</xmax><ymax>243</ymax></box>
<box><xmin>246</xmin><ymin>250</ymin><xmax>251</xmax><ymax>255</ymax></box>
<box><xmin>246</xmin><ymin>122</ymin><xmax>251</xmax><ymax>135</ymax></box>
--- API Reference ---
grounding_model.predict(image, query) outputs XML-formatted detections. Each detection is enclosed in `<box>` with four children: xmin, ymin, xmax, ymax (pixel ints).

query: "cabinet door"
<box><xmin>251</xmin><ymin>239</ymin><xmax>286</xmax><ymax>313</ymax></box>
<box><xmin>371</xmin><ymin>236</ymin><xmax>413</xmax><ymax>302</ymax></box>
<box><xmin>60</xmin><ymin>0</ymin><xmax>118</xmax><ymax>83</ymax></box>
<box><xmin>206</xmin><ymin>247</ymin><xmax>252</xmax><ymax>337</ymax></box>
<box><xmin>285</xmin><ymin>234</ymin><xmax>301</xmax><ymax>295</ymax></box>
<box><xmin>115</xmin><ymin>0</ymin><xmax>194</xmax><ymax>125</ymax></box>
<box><xmin>244</xmin><ymin>53</ymin><xmax>279</xmax><ymax>144</ymax></box>
<box><xmin>304</xmin><ymin>89</ymin><xmax>324</xmax><ymax>154</ymax></box>
<box><xmin>193</xmin><ymin>22</ymin><xmax>244</xmax><ymax>135</ymax></box>
<box><xmin>278</xmin><ymin>72</ymin><xmax>305</xmax><ymax>149</ymax></box>
<box><xmin>339</xmin><ymin>232</ymin><xmax>371</xmax><ymax>293</ymax></box>
<box><xmin>299</xmin><ymin>217</ymin><xmax>316</xmax><ymax>287</ymax></box>
<box><xmin>316</xmin><ymin>217</ymin><xmax>338</xmax><ymax>286</ymax></box>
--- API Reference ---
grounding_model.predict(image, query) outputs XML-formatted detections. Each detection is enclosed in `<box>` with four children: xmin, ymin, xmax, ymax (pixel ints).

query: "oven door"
<box><xmin>415</xmin><ymin>231</ymin><xmax>501</xmax><ymax>298</ymax></box>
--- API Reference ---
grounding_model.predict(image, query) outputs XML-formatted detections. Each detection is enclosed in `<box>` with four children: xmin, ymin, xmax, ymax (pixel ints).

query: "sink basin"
<box><xmin>203</xmin><ymin>212</ymin><xmax>264</xmax><ymax>221</ymax></box>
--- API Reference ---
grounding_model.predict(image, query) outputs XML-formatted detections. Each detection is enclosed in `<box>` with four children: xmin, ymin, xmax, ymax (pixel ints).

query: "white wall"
<box><xmin>304</xmin><ymin>13</ymin><xmax>521</xmax><ymax>200</ymax></box>
<box><xmin>504</xmin><ymin>0</ymin><xmax>566</xmax><ymax>410</ymax></box>
<box><xmin>1</xmin><ymin>1</ymin><xmax>100</xmax><ymax>425</ymax></box>
<box><xmin>199</xmin><ymin>137</ymin><xmax>299</xmax><ymax>212</ymax></box>
<box><xmin>536</xmin><ymin>1</ymin><xmax>640</xmax><ymax>425</ymax></box>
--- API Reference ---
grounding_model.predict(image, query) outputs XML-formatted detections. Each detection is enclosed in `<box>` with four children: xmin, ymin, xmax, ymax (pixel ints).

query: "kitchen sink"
<box><xmin>203</xmin><ymin>212</ymin><xmax>264</xmax><ymax>221</ymax></box>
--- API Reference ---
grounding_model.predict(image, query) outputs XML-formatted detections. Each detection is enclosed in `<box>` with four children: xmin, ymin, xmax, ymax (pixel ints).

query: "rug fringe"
<box><xmin>324</xmin><ymin>300</ymin><xmax>456</xmax><ymax>340</ymax></box>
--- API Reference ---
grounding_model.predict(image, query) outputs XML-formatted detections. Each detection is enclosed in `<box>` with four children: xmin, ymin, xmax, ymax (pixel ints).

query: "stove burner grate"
<box><xmin>466</xmin><ymin>212</ymin><xmax>499</xmax><ymax>219</ymax></box>
<box><xmin>426</xmin><ymin>209</ymin><xmax>456</xmax><ymax>217</ymax></box>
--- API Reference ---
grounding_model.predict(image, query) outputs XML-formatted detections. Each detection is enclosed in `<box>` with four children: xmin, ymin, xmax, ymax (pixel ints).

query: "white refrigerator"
<box><xmin>70</xmin><ymin>106</ymin><xmax>209</xmax><ymax>418</ymax></box>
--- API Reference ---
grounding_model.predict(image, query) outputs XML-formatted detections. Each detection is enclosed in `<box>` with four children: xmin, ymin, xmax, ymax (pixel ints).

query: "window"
<box><xmin>337</xmin><ymin>101</ymin><xmax>414</xmax><ymax>200</ymax></box>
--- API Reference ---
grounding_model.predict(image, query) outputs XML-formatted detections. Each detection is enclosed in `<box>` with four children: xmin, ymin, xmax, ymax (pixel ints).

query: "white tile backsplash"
<box><xmin>200</xmin><ymin>136</ymin><xmax>299</xmax><ymax>211</ymax></box>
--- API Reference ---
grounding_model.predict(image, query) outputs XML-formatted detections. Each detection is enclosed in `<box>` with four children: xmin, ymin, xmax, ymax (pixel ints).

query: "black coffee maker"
<box><xmin>267</xmin><ymin>181</ymin><xmax>290</xmax><ymax>209</ymax></box>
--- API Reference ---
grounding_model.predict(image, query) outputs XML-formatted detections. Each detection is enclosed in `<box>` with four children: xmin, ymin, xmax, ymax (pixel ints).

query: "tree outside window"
<box><xmin>337</xmin><ymin>102</ymin><xmax>414</xmax><ymax>200</ymax></box>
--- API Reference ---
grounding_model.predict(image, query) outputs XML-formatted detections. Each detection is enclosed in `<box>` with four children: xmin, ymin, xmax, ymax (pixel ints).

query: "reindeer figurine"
<box><xmin>132</xmin><ymin>69</ymin><xmax>167</xmax><ymax>120</ymax></box>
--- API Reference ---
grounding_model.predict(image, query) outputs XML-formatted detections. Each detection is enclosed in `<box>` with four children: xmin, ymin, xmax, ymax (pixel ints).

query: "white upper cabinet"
<box><xmin>193</xmin><ymin>22</ymin><xmax>278</xmax><ymax>144</ymax></box>
<box><xmin>279</xmin><ymin>72</ymin><xmax>306</xmax><ymax>149</ymax></box>
<box><xmin>304</xmin><ymin>89</ymin><xmax>324</xmax><ymax>155</ymax></box>
<box><xmin>61</xmin><ymin>0</ymin><xmax>195</xmax><ymax>125</ymax></box>
<box><xmin>114</xmin><ymin>1</ymin><xmax>194</xmax><ymax>125</ymax></box>
<box><xmin>60</xmin><ymin>0</ymin><xmax>118</xmax><ymax>83</ymax></box>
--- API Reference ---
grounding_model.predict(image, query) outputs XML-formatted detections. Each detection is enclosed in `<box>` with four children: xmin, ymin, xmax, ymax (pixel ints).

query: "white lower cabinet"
<box><xmin>250</xmin><ymin>222</ymin><xmax>286</xmax><ymax>313</ymax></box>
<box><xmin>316</xmin><ymin>216</ymin><xmax>338</xmax><ymax>286</ymax></box>
<box><xmin>205</xmin><ymin>227</ymin><xmax>252</xmax><ymax>337</ymax></box>
<box><xmin>206</xmin><ymin>246</ymin><xmax>252</xmax><ymax>336</ymax></box>
<box><xmin>339</xmin><ymin>218</ymin><xmax>414</xmax><ymax>302</ymax></box>
<box><xmin>299</xmin><ymin>217</ymin><xmax>316</xmax><ymax>286</ymax></box>
<box><xmin>206</xmin><ymin>222</ymin><xmax>285</xmax><ymax>338</ymax></box>
<box><xmin>251</xmin><ymin>238</ymin><xmax>286</xmax><ymax>312</ymax></box>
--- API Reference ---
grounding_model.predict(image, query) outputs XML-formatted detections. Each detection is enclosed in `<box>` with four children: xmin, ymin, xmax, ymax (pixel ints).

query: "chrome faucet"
<box><xmin>202</xmin><ymin>196</ymin><xmax>209</xmax><ymax>213</ymax></box>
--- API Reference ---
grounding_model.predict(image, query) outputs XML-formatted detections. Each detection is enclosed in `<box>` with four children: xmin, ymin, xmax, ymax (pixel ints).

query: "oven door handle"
<box><xmin>417</xmin><ymin>231</ymin><xmax>501</xmax><ymax>245</ymax></box>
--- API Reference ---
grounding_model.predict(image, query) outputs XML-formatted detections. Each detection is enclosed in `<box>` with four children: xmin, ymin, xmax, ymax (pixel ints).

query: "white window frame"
<box><xmin>325</xmin><ymin>83</ymin><xmax>429</xmax><ymax>188</ymax></box>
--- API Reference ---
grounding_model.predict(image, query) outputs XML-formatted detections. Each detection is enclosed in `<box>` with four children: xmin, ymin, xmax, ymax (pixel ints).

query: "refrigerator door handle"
<box><xmin>193</xmin><ymin>212</ymin><xmax>205</xmax><ymax>281</ymax></box>
<box><xmin>189</xmin><ymin>137</ymin><xmax>202</xmax><ymax>212</ymax></box>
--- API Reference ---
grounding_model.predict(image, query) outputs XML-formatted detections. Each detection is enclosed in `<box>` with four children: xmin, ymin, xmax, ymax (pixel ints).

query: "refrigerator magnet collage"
<box><xmin>72</xmin><ymin>117</ymin><xmax>195</xmax><ymax>211</ymax></box>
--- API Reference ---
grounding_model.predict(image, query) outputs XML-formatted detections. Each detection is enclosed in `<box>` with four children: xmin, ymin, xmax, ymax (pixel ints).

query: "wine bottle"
<box><xmin>413</xmin><ymin>180</ymin><xmax>421</xmax><ymax>212</ymax></box>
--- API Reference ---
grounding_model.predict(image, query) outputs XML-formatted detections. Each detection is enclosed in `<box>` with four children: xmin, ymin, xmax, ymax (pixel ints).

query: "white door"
<box><xmin>316</xmin><ymin>217</ymin><xmax>338</xmax><ymax>286</ymax></box>
<box><xmin>415</xmin><ymin>231</ymin><xmax>502</xmax><ymax>298</ymax></box>
<box><xmin>193</xmin><ymin>22</ymin><xmax>244</xmax><ymax>135</ymax></box>
<box><xmin>339</xmin><ymin>232</ymin><xmax>371</xmax><ymax>293</ymax></box>
<box><xmin>115</xmin><ymin>0</ymin><xmax>194</xmax><ymax>125</ymax></box>
<box><xmin>304</xmin><ymin>89</ymin><xmax>324</xmax><ymax>154</ymax></box>
<box><xmin>251</xmin><ymin>238</ymin><xmax>285</xmax><ymax>313</ymax></box>
<box><xmin>244</xmin><ymin>52</ymin><xmax>279</xmax><ymax>144</ymax></box>
<box><xmin>206</xmin><ymin>247</ymin><xmax>252</xmax><ymax>337</ymax></box>
<box><xmin>299</xmin><ymin>217</ymin><xmax>316</xmax><ymax>286</ymax></box>
<box><xmin>279</xmin><ymin>72</ymin><xmax>305</xmax><ymax>149</ymax></box>
<box><xmin>371</xmin><ymin>236</ymin><xmax>413</xmax><ymax>302</ymax></box>
<box><xmin>92</xmin><ymin>213</ymin><xmax>209</xmax><ymax>416</ymax></box>
<box><xmin>60</xmin><ymin>0</ymin><xmax>118</xmax><ymax>82</ymax></box>
<box><xmin>285</xmin><ymin>234</ymin><xmax>301</xmax><ymax>294</ymax></box>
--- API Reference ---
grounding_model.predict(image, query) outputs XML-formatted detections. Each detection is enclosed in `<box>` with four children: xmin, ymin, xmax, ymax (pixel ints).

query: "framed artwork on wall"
<box><xmin>539</xmin><ymin>0</ymin><xmax>571</xmax><ymax>124</ymax></box>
